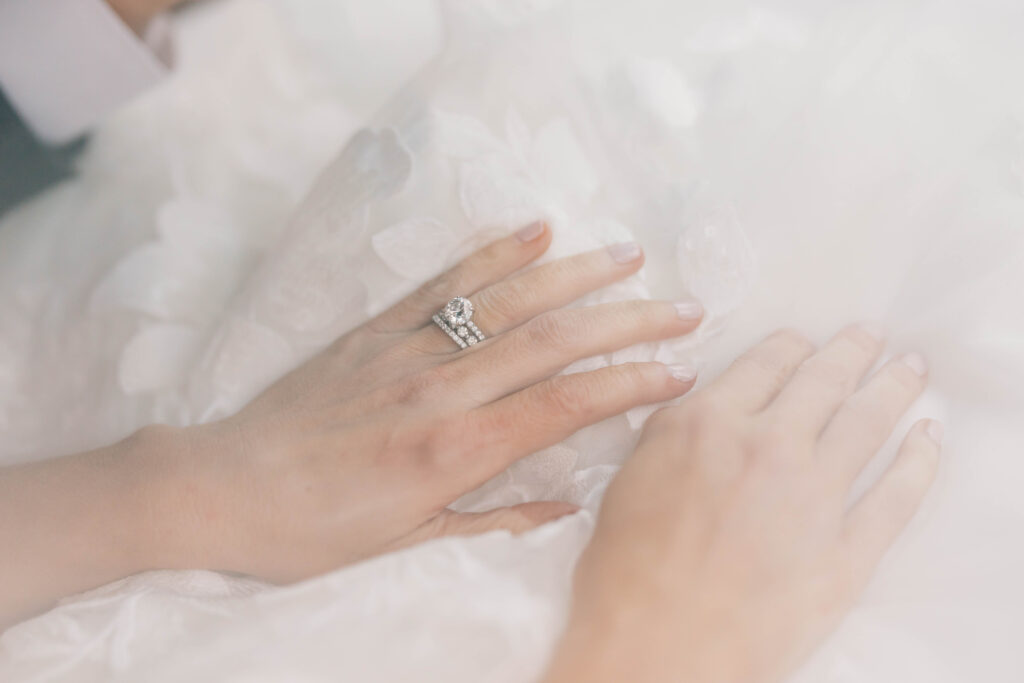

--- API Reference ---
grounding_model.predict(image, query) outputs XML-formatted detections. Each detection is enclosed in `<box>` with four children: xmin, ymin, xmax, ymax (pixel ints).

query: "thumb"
<box><xmin>435</xmin><ymin>501</ymin><xmax>580</xmax><ymax>537</ymax></box>
<box><xmin>390</xmin><ymin>502</ymin><xmax>580</xmax><ymax>552</ymax></box>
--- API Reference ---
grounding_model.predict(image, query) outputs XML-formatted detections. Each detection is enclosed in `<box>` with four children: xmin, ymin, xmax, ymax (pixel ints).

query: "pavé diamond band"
<box><xmin>433</xmin><ymin>297</ymin><xmax>486</xmax><ymax>350</ymax></box>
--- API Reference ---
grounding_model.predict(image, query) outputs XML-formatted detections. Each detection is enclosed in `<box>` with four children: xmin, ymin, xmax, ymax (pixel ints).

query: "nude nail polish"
<box><xmin>674</xmin><ymin>299</ymin><xmax>703</xmax><ymax>321</ymax></box>
<box><xmin>668</xmin><ymin>362</ymin><xmax>698</xmax><ymax>383</ymax></box>
<box><xmin>515</xmin><ymin>221</ymin><xmax>546</xmax><ymax>242</ymax></box>
<box><xmin>608</xmin><ymin>241</ymin><xmax>642</xmax><ymax>264</ymax></box>
<box><xmin>901</xmin><ymin>352</ymin><xmax>929</xmax><ymax>376</ymax></box>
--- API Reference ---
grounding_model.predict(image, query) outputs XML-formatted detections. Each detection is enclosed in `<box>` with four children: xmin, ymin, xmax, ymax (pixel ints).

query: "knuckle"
<box><xmin>685</xmin><ymin>395</ymin><xmax>727</xmax><ymax>425</ymax></box>
<box><xmin>479</xmin><ymin>279</ymin><xmax>531</xmax><ymax>324</ymax></box>
<box><xmin>682</xmin><ymin>400</ymin><xmax>734</xmax><ymax>451</ymax></box>
<box><xmin>418</xmin><ymin>415</ymin><xmax>472</xmax><ymax>473</ymax></box>
<box><xmin>624</xmin><ymin>300</ymin><xmax>666</xmax><ymax>328</ymax></box>
<box><xmin>733</xmin><ymin>353</ymin><xmax>795</xmax><ymax>393</ymax></box>
<box><xmin>402</xmin><ymin>328</ymin><xmax>445</xmax><ymax>356</ymax></box>
<box><xmin>418</xmin><ymin>268</ymin><xmax>462</xmax><ymax>303</ymax></box>
<box><xmin>542</xmin><ymin>376</ymin><xmax>590</xmax><ymax>418</ymax></box>
<box><xmin>372</xmin><ymin>340</ymin><xmax>413</xmax><ymax>367</ymax></box>
<box><xmin>771</xmin><ymin>327</ymin><xmax>816</xmax><ymax>356</ymax></box>
<box><xmin>394</xmin><ymin>365</ymin><xmax>451</xmax><ymax>403</ymax></box>
<box><xmin>588</xmin><ymin>363</ymin><xmax>653</xmax><ymax>402</ymax></box>
<box><xmin>749</xmin><ymin>420</ymin><xmax>807</xmax><ymax>465</ymax></box>
<box><xmin>621</xmin><ymin>361</ymin><xmax>657</xmax><ymax>389</ymax></box>
<box><xmin>753</xmin><ymin>421</ymin><xmax>794</xmax><ymax>452</ymax></box>
<box><xmin>887</xmin><ymin>361</ymin><xmax>925</xmax><ymax>395</ymax></box>
<box><xmin>804</xmin><ymin>357</ymin><xmax>857</xmax><ymax>392</ymax></box>
<box><xmin>840</xmin><ymin>398</ymin><xmax>893</xmax><ymax>441</ymax></box>
<box><xmin>525</xmin><ymin>311</ymin><xmax>577</xmax><ymax>350</ymax></box>
<box><xmin>672</xmin><ymin>397</ymin><xmax>731</xmax><ymax>447</ymax></box>
<box><xmin>476</xmin><ymin>405</ymin><xmax>517</xmax><ymax>439</ymax></box>
<box><xmin>842</xmin><ymin>325</ymin><xmax>882</xmax><ymax>355</ymax></box>
<box><xmin>475</xmin><ymin>241</ymin><xmax>506</xmax><ymax>270</ymax></box>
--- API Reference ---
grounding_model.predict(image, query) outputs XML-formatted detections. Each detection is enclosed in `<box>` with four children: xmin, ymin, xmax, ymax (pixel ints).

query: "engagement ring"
<box><xmin>433</xmin><ymin>297</ymin><xmax>486</xmax><ymax>350</ymax></box>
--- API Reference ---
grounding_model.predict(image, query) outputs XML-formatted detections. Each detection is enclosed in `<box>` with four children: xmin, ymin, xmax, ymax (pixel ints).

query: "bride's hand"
<box><xmin>544</xmin><ymin>327</ymin><xmax>940</xmax><ymax>683</ymax></box>
<box><xmin>148</xmin><ymin>222</ymin><xmax>704</xmax><ymax>581</ymax></box>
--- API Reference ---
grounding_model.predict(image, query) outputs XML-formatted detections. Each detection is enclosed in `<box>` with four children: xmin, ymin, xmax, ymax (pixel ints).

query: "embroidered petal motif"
<box><xmin>118</xmin><ymin>324</ymin><xmax>203</xmax><ymax>395</ymax></box>
<box><xmin>611</xmin><ymin>57</ymin><xmax>699</xmax><ymax>129</ymax></box>
<box><xmin>432</xmin><ymin>109</ymin><xmax>506</xmax><ymax>159</ymax></box>
<box><xmin>459</xmin><ymin>154</ymin><xmax>545</xmax><ymax>229</ymax></box>
<box><xmin>531</xmin><ymin>117</ymin><xmax>600</xmax><ymax>207</ymax></box>
<box><xmin>677</xmin><ymin>208</ymin><xmax>757</xmax><ymax>319</ymax></box>
<box><xmin>196</xmin><ymin>318</ymin><xmax>296</xmax><ymax>420</ymax></box>
<box><xmin>372</xmin><ymin>218</ymin><xmax>458</xmax><ymax>280</ymax></box>
<box><xmin>303</xmin><ymin>127</ymin><xmax>413</xmax><ymax>218</ymax></box>
<box><xmin>89</xmin><ymin>244</ymin><xmax>198</xmax><ymax>320</ymax></box>
<box><xmin>338</xmin><ymin>127</ymin><xmax>413</xmax><ymax>201</ymax></box>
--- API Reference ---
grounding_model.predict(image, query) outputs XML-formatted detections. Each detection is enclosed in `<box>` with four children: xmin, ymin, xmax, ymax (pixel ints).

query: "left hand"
<box><xmin>142</xmin><ymin>222</ymin><xmax>704</xmax><ymax>582</ymax></box>
<box><xmin>0</xmin><ymin>222</ymin><xmax>703</xmax><ymax>627</ymax></box>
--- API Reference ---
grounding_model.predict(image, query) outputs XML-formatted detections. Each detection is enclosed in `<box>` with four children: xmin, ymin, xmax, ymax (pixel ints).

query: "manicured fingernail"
<box><xmin>858</xmin><ymin>321</ymin><xmax>886</xmax><ymax>342</ymax></box>
<box><xmin>667</xmin><ymin>362</ymin><xmax>698</xmax><ymax>383</ymax></box>
<box><xmin>515</xmin><ymin>221</ymin><xmax>546</xmax><ymax>242</ymax></box>
<box><xmin>674</xmin><ymin>299</ymin><xmax>703</xmax><ymax>321</ymax></box>
<box><xmin>553</xmin><ymin>503</ymin><xmax>581</xmax><ymax>518</ymax></box>
<box><xmin>608</xmin><ymin>241</ymin><xmax>642</xmax><ymax>264</ymax></box>
<box><xmin>925</xmin><ymin>419</ymin><xmax>944</xmax><ymax>446</ymax></box>
<box><xmin>901</xmin><ymin>352</ymin><xmax>928</xmax><ymax>376</ymax></box>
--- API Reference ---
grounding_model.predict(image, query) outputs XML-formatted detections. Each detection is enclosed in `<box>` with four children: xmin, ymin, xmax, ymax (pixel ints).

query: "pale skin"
<box><xmin>0</xmin><ymin>223</ymin><xmax>938</xmax><ymax>683</ymax></box>
<box><xmin>545</xmin><ymin>327</ymin><xmax>939</xmax><ymax>682</ymax></box>
<box><xmin>104</xmin><ymin>0</ymin><xmax>185</xmax><ymax>35</ymax></box>
<box><xmin>0</xmin><ymin>223</ymin><xmax>698</xmax><ymax>625</ymax></box>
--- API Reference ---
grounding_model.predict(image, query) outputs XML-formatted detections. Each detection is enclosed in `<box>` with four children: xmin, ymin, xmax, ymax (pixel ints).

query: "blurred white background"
<box><xmin>1</xmin><ymin>0</ymin><xmax>1022</xmax><ymax>681</ymax></box>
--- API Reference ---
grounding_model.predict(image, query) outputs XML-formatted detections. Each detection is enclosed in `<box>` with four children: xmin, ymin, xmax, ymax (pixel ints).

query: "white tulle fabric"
<box><xmin>1</xmin><ymin>0</ymin><xmax>1023</xmax><ymax>680</ymax></box>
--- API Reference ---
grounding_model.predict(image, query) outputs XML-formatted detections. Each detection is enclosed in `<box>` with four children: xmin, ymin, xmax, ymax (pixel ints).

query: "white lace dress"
<box><xmin>1</xmin><ymin>0</ymin><xmax>1022</xmax><ymax>680</ymax></box>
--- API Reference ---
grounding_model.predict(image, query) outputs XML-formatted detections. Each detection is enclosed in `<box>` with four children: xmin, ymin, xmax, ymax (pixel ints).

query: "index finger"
<box><xmin>701</xmin><ymin>329</ymin><xmax>817</xmax><ymax>413</ymax></box>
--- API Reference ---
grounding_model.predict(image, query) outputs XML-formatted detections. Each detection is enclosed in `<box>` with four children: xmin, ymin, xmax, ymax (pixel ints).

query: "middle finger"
<box><xmin>437</xmin><ymin>299</ymin><xmax>703</xmax><ymax>407</ymax></box>
<box><xmin>763</xmin><ymin>324</ymin><xmax>885</xmax><ymax>435</ymax></box>
<box><xmin>413</xmin><ymin>242</ymin><xmax>648</xmax><ymax>354</ymax></box>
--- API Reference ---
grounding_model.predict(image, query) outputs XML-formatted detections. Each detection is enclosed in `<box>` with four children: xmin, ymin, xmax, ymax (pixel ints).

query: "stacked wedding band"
<box><xmin>433</xmin><ymin>297</ymin><xmax>486</xmax><ymax>350</ymax></box>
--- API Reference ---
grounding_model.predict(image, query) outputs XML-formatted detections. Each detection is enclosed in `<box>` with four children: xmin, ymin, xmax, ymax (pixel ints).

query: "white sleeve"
<box><xmin>0</xmin><ymin>0</ymin><xmax>172</xmax><ymax>145</ymax></box>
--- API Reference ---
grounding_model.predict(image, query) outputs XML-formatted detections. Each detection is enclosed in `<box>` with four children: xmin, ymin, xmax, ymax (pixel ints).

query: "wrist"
<box><xmin>545</xmin><ymin>603</ymin><xmax>754</xmax><ymax>683</ymax></box>
<box><xmin>0</xmin><ymin>424</ymin><xmax>198</xmax><ymax>627</ymax></box>
<box><xmin>544</xmin><ymin>609</ymin><xmax>660</xmax><ymax>683</ymax></box>
<box><xmin>107</xmin><ymin>424</ymin><xmax>193</xmax><ymax>573</ymax></box>
<box><xmin>124</xmin><ymin>422</ymin><xmax>240</xmax><ymax>573</ymax></box>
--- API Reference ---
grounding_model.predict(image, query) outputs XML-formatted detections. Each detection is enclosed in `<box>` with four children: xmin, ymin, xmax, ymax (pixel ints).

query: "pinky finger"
<box><xmin>842</xmin><ymin>419</ymin><xmax>942</xmax><ymax>580</ymax></box>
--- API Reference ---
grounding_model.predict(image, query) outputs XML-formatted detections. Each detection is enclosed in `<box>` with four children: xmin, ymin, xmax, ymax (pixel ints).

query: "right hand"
<box><xmin>545</xmin><ymin>327</ymin><xmax>940</xmax><ymax>683</ymax></box>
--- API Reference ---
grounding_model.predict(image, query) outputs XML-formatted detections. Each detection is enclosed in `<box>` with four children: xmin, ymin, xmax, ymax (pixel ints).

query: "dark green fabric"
<box><xmin>0</xmin><ymin>86</ymin><xmax>86</xmax><ymax>217</ymax></box>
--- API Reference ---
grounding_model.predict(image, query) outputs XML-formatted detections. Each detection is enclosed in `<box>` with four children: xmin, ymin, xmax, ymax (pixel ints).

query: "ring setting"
<box><xmin>433</xmin><ymin>297</ymin><xmax>486</xmax><ymax>349</ymax></box>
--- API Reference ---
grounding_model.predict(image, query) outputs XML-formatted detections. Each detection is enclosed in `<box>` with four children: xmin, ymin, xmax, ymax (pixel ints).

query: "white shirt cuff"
<box><xmin>0</xmin><ymin>0</ymin><xmax>172</xmax><ymax>145</ymax></box>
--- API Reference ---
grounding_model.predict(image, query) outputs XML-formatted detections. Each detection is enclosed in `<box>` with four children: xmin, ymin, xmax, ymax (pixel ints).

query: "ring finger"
<box><xmin>414</xmin><ymin>241</ymin><xmax>652</xmax><ymax>354</ymax></box>
<box><xmin>368</xmin><ymin>221</ymin><xmax>553</xmax><ymax>335</ymax></box>
<box><xmin>433</xmin><ymin>299</ymin><xmax>703</xmax><ymax>407</ymax></box>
